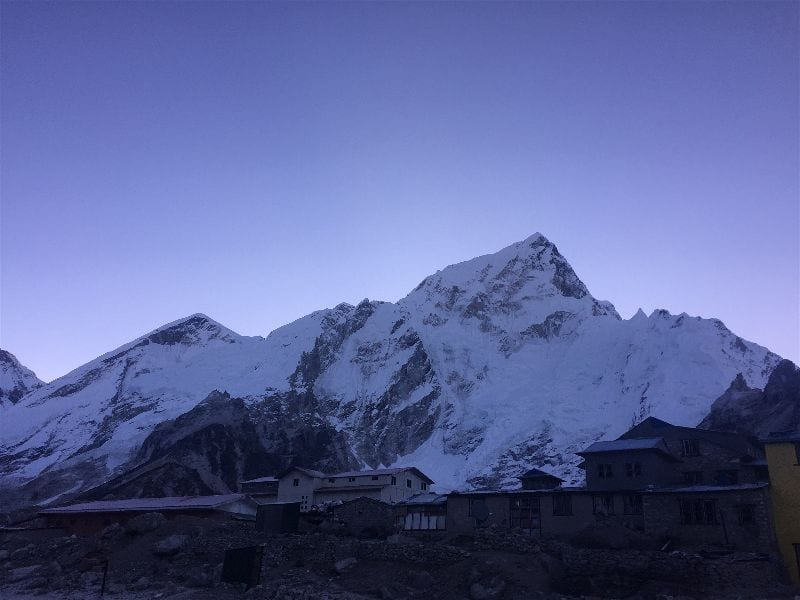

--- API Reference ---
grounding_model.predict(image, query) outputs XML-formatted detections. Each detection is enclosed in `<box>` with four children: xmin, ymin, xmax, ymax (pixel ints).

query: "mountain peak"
<box><xmin>0</xmin><ymin>348</ymin><xmax>43</xmax><ymax>405</ymax></box>
<box><xmin>142</xmin><ymin>313</ymin><xmax>238</xmax><ymax>346</ymax></box>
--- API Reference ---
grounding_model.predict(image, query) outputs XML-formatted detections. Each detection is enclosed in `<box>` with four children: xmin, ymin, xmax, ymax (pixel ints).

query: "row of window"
<box><xmin>471</xmin><ymin>495</ymin><xmax>756</xmax><ymax>525</ymax></box>
<box><xmin>292</xmin><ymin>476</ymin><xmax>426</xmax><ymax>490</ymax></box>
<box><xmin>596</xmin><ymin>464</ymin><xmax>743</xmax><ymax>485</ymax></box>
<box><xmin>597</xmin><ymin>462</ymin><xmax>642</xmax><ymax>479</ymax></box>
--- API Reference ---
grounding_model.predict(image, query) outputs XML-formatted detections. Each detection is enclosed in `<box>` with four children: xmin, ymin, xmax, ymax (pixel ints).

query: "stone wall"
<box><xmin>642</xmin><ymin>487</ymin><xmax>775</xmax><ymax>553</ymax></box>
<box><xmin>332</xmin><ymin>497</ymin><xmax>394</xmax><ymax>537</ymax></box>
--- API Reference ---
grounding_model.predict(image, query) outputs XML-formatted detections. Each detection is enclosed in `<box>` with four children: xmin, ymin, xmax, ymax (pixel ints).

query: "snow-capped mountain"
<box><xmin>0</xmin><ymin>350</ymin><xmax>43</xmax><ymax>407</ymax></box>
<box><xmin>0</xmin><ymin>233</ymin><xmax>782</xmax><ymax>505</ymax></box>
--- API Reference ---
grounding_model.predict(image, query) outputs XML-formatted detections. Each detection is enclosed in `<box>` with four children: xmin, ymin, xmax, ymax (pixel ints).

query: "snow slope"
<box><xmin>0</xmin><ymin>233</ymin><xmax>781</xmax><ymax>500</ymax></box>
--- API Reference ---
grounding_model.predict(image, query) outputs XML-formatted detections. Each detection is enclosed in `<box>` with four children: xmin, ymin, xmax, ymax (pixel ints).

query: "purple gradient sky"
<box><xmin>1</xmin><ymin>1</ymin><xmax>798</xmax><ymax>382</ymax></box>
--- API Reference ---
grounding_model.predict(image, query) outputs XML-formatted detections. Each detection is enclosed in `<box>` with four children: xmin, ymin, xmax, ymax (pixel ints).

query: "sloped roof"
<box><xmin>332</xmin><ymin>496</ymin><xmax>391</xmax><ymax>508</ymax></box>
<box><xmin>519</xmin><ymin>467</ymin><xmax>564</xmax><ymax>481</ymax></box>
<box><xmin>620</xmin><ymin>417</ymin><xmax>756</xmax><ymax>456</ymax></box>
<box><xmin>762</xmin><ymin>431</ymin><xmax>800</xmax><ymax>444</ymax></box>
<box><xmin>328</xmin><ymin>467</ymin><xmax>434</xmax><ymax>484</ymax></box>
<box><xmin>240</xmin><ymin>476</ymin><xmax>278</xmax><ymax>484</ymax></box>
<box><xmin>577</xmin><ymin>437</ymin><xmax>680</xmax><ymax>461</ymax></box>
<box><xmin>279</xmin><ymin>466</ymin><xmax>434</xmax><ymax>484</ymax></box>
<box><xmin>39</xmin><ymin>494</ymin><xmax>249</xmax><ymax>514</ymax></box>
<box><xmin>279</xmin><ymin>467</ymin><xmax>327</xmax><ymax>479</ymax></box>
<box><xmin>397</xmin><ymin>493</ymin><xmax>447</xmax><ymax>506</ymax></box>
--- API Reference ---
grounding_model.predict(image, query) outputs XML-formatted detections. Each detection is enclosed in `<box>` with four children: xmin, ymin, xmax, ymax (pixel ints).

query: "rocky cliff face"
<box><xmin>0</xmin><ymin>233</ymin><xmax>783</xmax><ymax>505</ymax></box>
<box><xmin>0</xmin><ymin>350</ymin><xmax>42</xmax><ymax>407</ymax></box>
<box><xmin>699</xmin><ymin>359</ymin><xmax>800</xmax><ymax>437</ymax></box>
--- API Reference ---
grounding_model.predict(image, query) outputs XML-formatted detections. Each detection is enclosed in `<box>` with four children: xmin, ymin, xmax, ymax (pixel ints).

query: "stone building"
<box><xmin>445</xmin><ymin>484</ymin><xmax>774</xmax><ymax>553</ymax></box>
<box><xmin>618</xmin><ymin>417</ymin><xmax>767</xmax><ymax>485</ymax></box>
<box><xmin>331</xmin><ymin>496</ymin><xmax>395</xmax><ymax>537</ymax></box>
<box><xmin>395</xmin><ymin>493</ymin><xmax>447</xmax><ymax>531</ymax></box>
<box><xmin>577</xmin><ymin>438</ymin><xmax>682</xmax><ymax>490</ymax></box>
<box><xmin>39</xmin><ymin>494</ymin><xmax>258</xmax><ymax>534</ymax></box>
<box><xmin>443</xmin><ymin>417</ymin><xmax>776</xmax><ymax>556</ymax></box>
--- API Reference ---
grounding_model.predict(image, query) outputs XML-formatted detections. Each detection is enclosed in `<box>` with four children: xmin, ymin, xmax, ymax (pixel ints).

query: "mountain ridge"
<box><xmin>0</xmin><ymin>233</ymin><xmax>782</xmax><ymax>506</ymax></box>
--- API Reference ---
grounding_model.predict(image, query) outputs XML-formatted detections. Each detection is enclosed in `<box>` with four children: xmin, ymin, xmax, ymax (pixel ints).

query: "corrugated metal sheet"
<box><xmin>40</xmin><ymin>494</ymin><xmax>248</xmax><ymax>514</ymax></box>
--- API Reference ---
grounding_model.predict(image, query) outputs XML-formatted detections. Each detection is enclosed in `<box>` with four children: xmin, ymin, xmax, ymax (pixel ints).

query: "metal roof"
<box><xmin>519</xmin><ymin>467</ymin><xmax>564</xmax><ymax>481</ymax></box>
<box><xmin>327</xmin><ymin>467</ymin><xmax>435</xmax><ymax>484</ymax></box>
<box><xmin>762</xmin><ymin>431</ymin><xmax>800</xmax><ymax>444</ymax></box>
<box><xmin>240</xmin><ymin>476</ymin><xmax>278</xmax><ymax>484</ymax></box>
<box><xmin>39</xmin><ymin>494</ymin><xmax>249</xmax><ymax>514</ymax></box>
<box><xmin>397</xmin><ymin>493</ymin><xmax>447</xmax><ymax>506</ymax></box>
<box><xmin>577</xmin><ymin>437</ymin><xmax>680</xmax><ymax>461</ymax></box>
<box><xmin>279</xmin><ymin>466</ymin><xmax>434</xmax><ymax>484</ymax></box>
<box><xmin>643</xmin><ymin>483</ymin><xmax>769</xmax><ymax>494</ymax></box>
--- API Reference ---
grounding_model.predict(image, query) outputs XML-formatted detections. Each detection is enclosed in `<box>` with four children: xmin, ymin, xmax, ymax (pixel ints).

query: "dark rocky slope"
<box><xmin>699</xmin><ymin>359</ymin><xmax>800</xmax><ymax>437</ymax></box>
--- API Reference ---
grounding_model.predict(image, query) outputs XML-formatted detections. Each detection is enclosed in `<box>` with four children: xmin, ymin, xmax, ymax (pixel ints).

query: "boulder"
<box><xmin>153</xmin><ymin>534</ymin><xmax>189</xmax><ymax>557</ymax></box>
<box><xmin>334</xmin><ymin>556</ymin><xmax>358</xmax><ymax>574</ymax></box>
<box><xmin>469</xmin><ymin>576</ymin><xmax>506</xmax><ymax>600</ymax></box>
<box><xmin>101</xmin><ymin>522</ymin><xmax>124</xmax><ymax>539</ymax></box>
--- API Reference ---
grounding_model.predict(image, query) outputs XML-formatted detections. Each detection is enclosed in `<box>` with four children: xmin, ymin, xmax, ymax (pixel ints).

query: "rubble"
<box><xmin>0</xmin><ymin>515</ymin><xmax>795</xmax><ymax>599</ymax></box>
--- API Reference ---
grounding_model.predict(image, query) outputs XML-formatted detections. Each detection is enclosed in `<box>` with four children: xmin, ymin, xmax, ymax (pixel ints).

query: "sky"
<box><xmin>1</xmin><ymin>1</ymin><xmax>797</xmax><ymax>382</ymax></box>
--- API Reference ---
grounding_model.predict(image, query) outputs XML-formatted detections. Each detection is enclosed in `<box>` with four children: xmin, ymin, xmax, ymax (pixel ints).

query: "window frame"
<box><xmin>679</xmin><ymin>498</ymin><xmax>717</xmax><ymax>525</ymax></box>
<box><xmin>623</xmin><ymin>493</ymin><xmax>643</xmax><ymax>515</ymax></box>
<box><xmin>597</xmin><ymin>463</ymin><xmax>613</xmax><ymax>479</ymax></box>
<box><xmin>625</xmin><ymin>462</ymin><xmax>642</xmax><ymax>478</ymax></box>
<box><xmin>592</xmin><ymin>493</ymin><xmax>615</xmax><ymax>516</ymax></box>
<box><xmin>680</xmin><ymin>439</ymin><xmax>700</xmax><ymax>457</ymax></box>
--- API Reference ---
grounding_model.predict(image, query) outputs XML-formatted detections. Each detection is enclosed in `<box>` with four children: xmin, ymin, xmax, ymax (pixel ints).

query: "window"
<box><xmin>406</xmin><ymin>479</ymin><xmax>412</xmax><ymax>488</ymax></box>
<box><xmin>715</xmin><ymin>470</ymin><xmax>738</xmax><ymax>485</ymax></box>
<box><xmin>683</xmin><ymin>471</ymin><xmax>703</xmax><ymax>485</ymax></box>
<box><xmin>679</xmin><ymin>499</ymin><xmax>717</xmax><ymax>524</ymax></box>
<box><xmin>623</xmin><ymin>494</ymin><xmax>643</xmax><ymax>515</ymax></box>
<box><xmin>293</xmin><ymin>478</ymin><xmax>300</xmax><ymax>487</ymax></box>
<box><xmin>592</xmin><ymin>494</ymin><xmax>615</xmax><ymax>515</ymax></box>
<box><xmin>328</xmin><ymin>478</ymin><xmax>335</xmax><ymax>483</ymax></box>
<box><xmin>510</xmin><ymin>496</ymin><xmax>541</xmax><ymax>532</ymax></box>
<box><xmin>348</xmin><ymin>477</ymin><xmax>356</xmax><ymax>482</ymax></box>
<box><xmin>372</xmin><ymin>476</ymin><xmax>379</xmax><ymax>480</ymax></box>
<box><xmin>597</xmin><ymin>463</ymin><xmax>613</xmax><ymax>478</ymax></box>
<box><xmin>421</xmin><ymin>482</ymin><xmax>427</xmax><ymax>491</ymax></box>
<box><xmin>553</xmin><ymin>494</ymin><xmax>573</xmax><ymax>516</ymax></box>
<box><xmin>625</xmin><ymin>462</ymin><xmax>642</xmax><ymax>478</ymax></box>
<box><xmin>680</xmin><ymin>439</ymin><xmax>700</xmax><ymax>457</ymax></box>
<box><xmin>737</xmin><ymin>504</ymin><xmax>755</xmax><ymax>524</ymax></box>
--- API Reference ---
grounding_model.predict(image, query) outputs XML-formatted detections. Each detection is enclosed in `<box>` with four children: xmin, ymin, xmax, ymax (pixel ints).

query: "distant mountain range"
<box><xmin>0</xmin><ymin>233</ymin><xmax>791</xmax><ymax>508</ymax></box>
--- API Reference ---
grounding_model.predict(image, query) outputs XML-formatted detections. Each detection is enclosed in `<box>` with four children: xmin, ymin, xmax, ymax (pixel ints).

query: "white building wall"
<box><xmin>276</xmin><ymin>470</ymin><xmax>321</xmax><ymax>511</ymax></box>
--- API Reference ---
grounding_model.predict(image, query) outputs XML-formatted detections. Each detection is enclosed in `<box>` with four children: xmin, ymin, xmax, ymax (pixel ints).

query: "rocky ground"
<box><xmin>0</xmin><ymin>515</ymin><xmax>796</xmax><ymax>599</ymax></box>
